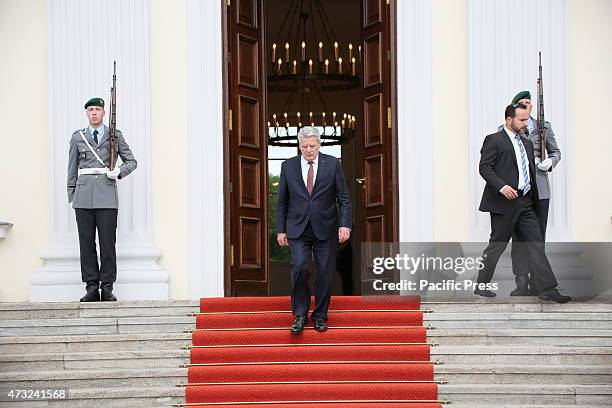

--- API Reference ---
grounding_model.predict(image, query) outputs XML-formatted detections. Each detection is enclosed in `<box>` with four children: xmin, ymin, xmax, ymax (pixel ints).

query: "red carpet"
<box><xmin>184</xmin><ymin>296</ymin><xmax>442</xmax><ymax>407</ymax></box>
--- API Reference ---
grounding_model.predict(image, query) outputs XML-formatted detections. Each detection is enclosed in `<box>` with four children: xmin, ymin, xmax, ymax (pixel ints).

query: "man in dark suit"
<box><xmin>507</xmin><ymin>91</ymin><xmax>562</xmax><ymax>296</ymax></box>
<box><xmin>276</xmin><ymin>126</ymin><xmax>352</xmax><ymax>333</ymax></box>
<box><xmin>475</xmin><ymin>103</ymin><xmax>570</xmax><ymax>303</ymax></box>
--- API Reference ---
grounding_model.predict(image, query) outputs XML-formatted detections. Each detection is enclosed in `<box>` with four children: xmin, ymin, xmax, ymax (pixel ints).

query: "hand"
<box><xmin>537</xmin><ymin>158</ymin><xmax>553</xmax><ymax>172</ymax></box>
<box><xmin>500</xmin><ymin>185</ymin><xmax>518</xmax><ymax>200</ymax></box>
<box><xmin>338</xmin><ymin>227</ymin><xmax>351</xmax><ymax>244</ymax></box>
<box><xmin>277</xmin><ymin>233</ymin><xmax>289</xmax><ymax>247</ymax></box>
<box><xmin>106</xmin><ymin>167</ymin><xmax>121</xmax><ymax>180</ymax></box>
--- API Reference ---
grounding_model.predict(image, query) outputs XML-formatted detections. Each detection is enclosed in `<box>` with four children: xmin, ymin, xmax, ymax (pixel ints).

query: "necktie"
<box><xmin>93</xmin><ymin>129</ymin><xmax>99</xmax><ymax>144</ymax></box>
<box><xmin>515</xmin><ymin>135</ymin><xmax>530</xmax><ymax>194</ymax></box>
<box><xmin>306</xmin><ymin>161</ymin><xmax>314</xmax><ymax>194</ymax></box>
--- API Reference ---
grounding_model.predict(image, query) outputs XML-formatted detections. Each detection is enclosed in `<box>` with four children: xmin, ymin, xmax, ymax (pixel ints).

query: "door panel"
<box><xmin>227</xmin><ymin>0</ymin><xmax>268</xmax><ymax>296</ymax></box>
<box><xmin>359</xmin><ymin>0</ymin><xmax>396</xmax><ymax>249</ymax></box>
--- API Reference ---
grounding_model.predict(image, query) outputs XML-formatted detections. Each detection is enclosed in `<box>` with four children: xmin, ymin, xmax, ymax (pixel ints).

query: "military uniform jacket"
<box><xmin>67</xmin><ymin>126</ymin><xmax>137</xmax><ymax>209</ymax></box>
<box><xmin>498</xmin><ymin>118</ymin><xmax>561</xmax><ymax>199</ymax></box>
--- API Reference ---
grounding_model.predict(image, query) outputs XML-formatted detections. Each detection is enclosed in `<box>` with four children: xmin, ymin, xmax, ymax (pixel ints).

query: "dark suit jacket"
<box><xmin>479</xmin><ymin>129</ymin><xmax>540</xmax><ymax>215</ymax></box>
<box><xmin>276</xmin><ymin>153</ymin><xmax>352</xmax><ymax>240</ymax></box>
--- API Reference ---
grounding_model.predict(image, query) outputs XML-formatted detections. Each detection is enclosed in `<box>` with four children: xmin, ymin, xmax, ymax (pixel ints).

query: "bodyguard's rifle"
<box><xmin>108</xmin><ymin>61</ymin><xmax>117</xmax><ymax>169</ymax></box>
<box><xmin>537</xmin><ymin>52</ymin><xmax>546</xmax><ymax>160</ymax></box>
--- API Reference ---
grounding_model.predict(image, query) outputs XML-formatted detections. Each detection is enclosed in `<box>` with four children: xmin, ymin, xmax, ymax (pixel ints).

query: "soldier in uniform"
<box><xmin>504</xmin><ymin>91</ymin><xmax>561</xmax><ymax>296</ymax></box>
<box><xmin>67</xmin><ymin>97</ymin><xmax>137</xmax><ymax>302</ymax></box>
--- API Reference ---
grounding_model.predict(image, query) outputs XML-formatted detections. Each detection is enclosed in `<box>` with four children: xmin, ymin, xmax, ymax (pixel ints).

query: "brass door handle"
<box><xmin>356</xmin><ymin>178</ymin><xmax>366</xmax><ymax>184</ymax></box>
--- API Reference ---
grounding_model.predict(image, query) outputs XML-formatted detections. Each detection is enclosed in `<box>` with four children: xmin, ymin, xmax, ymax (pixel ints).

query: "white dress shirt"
<box><xmin>88</xmin><ymin>125</ymin><xmax>105</xmax><ymax>143</ymax></box>
<box><xmin>300</xmin><ymin>155</ymin><xmax>319</xmax><ymax>189</ymax></box>
<box><xmin>504</xmin><ymin>125</ymin><xmax>530</xmax><ymax>191</ymax></box>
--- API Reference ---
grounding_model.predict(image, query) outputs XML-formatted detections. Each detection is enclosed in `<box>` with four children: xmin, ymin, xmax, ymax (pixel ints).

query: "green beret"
<box><xmin>511</xmin><ymin>90</ymin><xmax>531</xmax><ymax>105</ymax></box>
<box><xmin>84</xmin><ymin>97</ymin><xmax>105</xmax><ymax>109</ymax></box>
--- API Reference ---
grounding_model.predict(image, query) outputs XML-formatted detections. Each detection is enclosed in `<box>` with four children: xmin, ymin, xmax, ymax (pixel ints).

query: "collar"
<box><xmin>301</xmin><ymin>154</ymin><xmax>319</xmax><ymax>166</ymax></box>
<box><xmin>89</xmin><ymin>125</ymin><xmax>105</xmax><ymax>135</ymax></box>
<box><xmin>504</xmin><ymin>125</ymin><xmax>519</xmax><ymax>139</ymax></box>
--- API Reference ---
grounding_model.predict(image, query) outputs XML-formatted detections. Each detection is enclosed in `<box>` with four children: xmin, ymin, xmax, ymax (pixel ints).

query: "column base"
<box><xmin>31</xmin><ymin>245</ymin><xmax>169</xmax><ymax>302</ymax></box>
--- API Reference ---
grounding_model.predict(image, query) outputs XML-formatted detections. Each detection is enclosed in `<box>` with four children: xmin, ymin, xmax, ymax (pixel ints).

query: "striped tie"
<box><xmin>515</xmin><ymin>135</ymin><xmax>530</xmax><ymax>194</ymax></box>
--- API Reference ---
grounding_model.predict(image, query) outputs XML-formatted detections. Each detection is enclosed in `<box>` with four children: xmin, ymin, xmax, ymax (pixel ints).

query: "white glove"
<box><xmin>537</xmin><ymin>158</ymin><xmax>553</xmax><ymax>172</ymax></box>
<box><xmin>106</xmin><ymin>167</ymin><xmax>121</xmax><ymax>180</ymax></box>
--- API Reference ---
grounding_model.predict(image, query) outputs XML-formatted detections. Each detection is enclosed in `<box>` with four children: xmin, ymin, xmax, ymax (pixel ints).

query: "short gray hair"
<box><xmin>297</xmin><ymin>126</ymin><xmax>321</xmax><ymax>143</ymax></box>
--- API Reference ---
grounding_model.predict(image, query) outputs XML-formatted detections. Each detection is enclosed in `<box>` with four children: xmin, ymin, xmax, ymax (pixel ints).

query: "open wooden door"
<box><xmin>225</xmin><ymin>0</ymin><xmax>269</xmax><ymax>296</ymax></box>
<box><xmin>358</xmin><ymin>0</ymin><xmax>397</xmax><ymax>246</ymax></box>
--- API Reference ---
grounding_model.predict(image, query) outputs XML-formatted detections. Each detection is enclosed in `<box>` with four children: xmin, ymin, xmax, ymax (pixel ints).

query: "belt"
<box><xmin>78</xmin><ymin>168</ymin><xmax>109</xmax><ymax>176</ymax></box>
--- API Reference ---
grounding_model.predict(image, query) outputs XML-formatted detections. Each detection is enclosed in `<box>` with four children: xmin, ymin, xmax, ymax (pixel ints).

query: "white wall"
<box><xmin>431</xmin><ymin>0</ymin><xmax>470</xmax><ymax>241</ymax></box>
<box><xmin>568</xmin><ymin>0</ymin><xmax>612</xmax><ymax>240</ymax></box>
<box><xmin>149</xmin><ymin>0</ymin><xmax>190</xmax><ymax>299</ymax></box>
<box><xmin>0</xmin><ymin>0</ymin><xmax>609</xmax><ymax>301</ymax></box>
<box><xmin>0</xmin><ymin>0</ymin><xmax>49</xmax><ymax>301</ymax></box>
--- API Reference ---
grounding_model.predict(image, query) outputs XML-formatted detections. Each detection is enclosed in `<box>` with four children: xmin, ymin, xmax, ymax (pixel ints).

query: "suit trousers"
<box><xmin>476</xmin><ymin>195</ymin><xmax>557</xmax><ymax>292</ymax></box>
<box><xmin>288</xmin><ymin>222</ymin><xmax>336</xmax><ymax>320</ymax></box>
<box><xmin>510</xmin><ymin>198</ymin><xmax>550</xmax><ymax>277</ymax></box>
<box><xmin>75</xmin><ymin>209</ymin><xmax>118</xmax><ymax>283</ymax></box>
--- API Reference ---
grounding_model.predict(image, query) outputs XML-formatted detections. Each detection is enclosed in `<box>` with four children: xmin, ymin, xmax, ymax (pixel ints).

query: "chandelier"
<box><xmin>267</xmin><ymin>0</ymin><xmax>360</xmax><ymax>147</ymax></box>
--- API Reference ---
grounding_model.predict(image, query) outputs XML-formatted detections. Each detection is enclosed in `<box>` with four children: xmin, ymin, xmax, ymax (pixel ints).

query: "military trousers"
<box><xmin>75</xmin><ymin>209</ymin><xmax>118</xmax><ymax>283</ymax></box>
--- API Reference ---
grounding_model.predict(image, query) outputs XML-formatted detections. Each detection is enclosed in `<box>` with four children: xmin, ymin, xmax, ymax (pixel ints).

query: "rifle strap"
<box><xmin>78</xmin><ymin>130</ymin><xmax>106</xmax><ymax>167</ymax></box>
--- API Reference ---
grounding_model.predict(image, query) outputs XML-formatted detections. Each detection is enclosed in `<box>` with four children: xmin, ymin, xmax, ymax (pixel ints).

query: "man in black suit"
<box><xmin>475</xmin><ymin>103</ymin><xmax>570</xmax><ymax>303</ymax></box>
<box><xmin>276</xmin><ymin>126</ymin><xmax>352</xmax><ymax>333</ymax></box>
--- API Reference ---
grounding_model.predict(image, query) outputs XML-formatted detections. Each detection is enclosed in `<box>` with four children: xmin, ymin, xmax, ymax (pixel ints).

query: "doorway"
<box><xmin>223</xmin><ymin>0</ymin><xmax>397</xmax><ymax>296</ymax></box>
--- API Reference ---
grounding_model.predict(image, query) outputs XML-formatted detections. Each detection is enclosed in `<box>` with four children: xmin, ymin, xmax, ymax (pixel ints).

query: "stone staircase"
<box><xmin>424</xmin><ymin>298</ymin><xmax>612</xmax><ymax>407</ymax></box>
<box><xmin>0</xmin><ymin>298</ymin><xmax>611</xmax><ymax>407</ymax></box>
<box><xmin>0</xmin><ymin>301</ymin><xmax>196</xmax><ymax>407</ymax></box>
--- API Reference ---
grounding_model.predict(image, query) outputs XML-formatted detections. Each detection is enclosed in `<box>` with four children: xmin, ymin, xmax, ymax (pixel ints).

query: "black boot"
<box><xmin>510</xmin><ymin>275</ymin><xmax>531</xmax><ymax>296</ymax></box>
<box><xmin>100</xmin><ymin>282</ymin><xmax>117</xmax><ymax>301</ymax></box>
<box><xmin>80</xmin><ymin>281</ymin><xmax>100</xmax><ymax>302</ymax></box>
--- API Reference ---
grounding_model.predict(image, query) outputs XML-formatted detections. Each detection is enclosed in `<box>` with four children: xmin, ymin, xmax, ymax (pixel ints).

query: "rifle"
<box><xmin>108</xmin><ymin>61</ymin><xmax>117</xmax><ymax>169</ymax></box>
<box><xmin>537</xmin><ymin>52</ymin><xmax>546</xmax><ymax>160</ymax></box>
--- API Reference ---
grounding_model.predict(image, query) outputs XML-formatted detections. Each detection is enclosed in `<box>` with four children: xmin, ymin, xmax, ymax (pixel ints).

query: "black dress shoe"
<box><xmin>474</xmin><ymin>288</ymin><xmax>496</xmax><ymax>298</ymax></box>
<box><xmin>313</xmin><ymin>319</ymin><xmax>328</xmax><ymax>332</ymax></box>
<box><xmin>539</xmin><ymin>288</ymin><xmax>572</xmax><ymax>303</ymax></box>
<box><xmin>291</xmin><ymin>316</ymin><xmax>308</xmax><ymax>334</ymax></box>
<box><xmin>510</xmin><ymin>284</ymin><xmax>531</xmax><ymax>296</ymax></box>
<box><xmin>100</xmin><ymin>282</ymin><xmax>117</xmax><ymax>301</ymax></box>
<box><xmin>80</xmin><ymin>281</ymin><xmax>100</xmax><ymax>302</ymax></box>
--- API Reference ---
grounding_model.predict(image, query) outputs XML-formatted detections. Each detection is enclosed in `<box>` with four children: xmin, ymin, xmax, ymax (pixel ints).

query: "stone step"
<box><xmin>1</xmin><ymin>385</ymin><xmax>609</xmax><ymax>408</ymax></box>
<box><xmin>423</xmin><ymin>312</ymin><xmax>612</xmax><ymax>329</ymax></box>
<box><xmin>0</xmin><ymin>386</ymin><xmax>184</xmax><ymax>408</ymax></box>
<box><xmin>423</xmin><ymin>301</ymin><xmax>612</xmax><ymax>313</ymax></box>
<box><xmin>0</xmin><ymin>367</ymin><xmax>186</xmax><ymax>388</ymax></box>
<box><xmin>431</xmin><ymin>346</ymin><xmax>612</xmax><ymax>365</ymax></box>
<box><xmin>2</xmin><ymin>311</ymin><xmax>608</xmax><ymax>337</ymax></box>
<box><xmin>448</xmin><ymin>405</ymin><xmax>611</xmax><ymax>408</ymax></box>
<box><xmin>1</xmin><ymin>299</ymin><xmax>610</xmax><ymax>319</ymax></box>
<box><xmin>0</xmin><ymin>350</ymin><xmax>190</xmax><ymax>371</ymax></box>
<box><xmin>2</xmin><ymin>364</ymin><xmax>607</xmax><ymax>388</ymax></box>
<box><xmin>0</xmin><ymin>300</ymin><xmax>199</xmax><ymax>320</ymax></box>
<box><xmin>0</xmin><ymin>332</ymin><xmax>192</xmax><ymax>354</ymax></box>
<box><xmin>0</xmin><ymin>316</ymin><xmax>196</xmax><ymax>337</ymax></box>
<box><xmin>427</xmin><ymin>328</ymin><xmax>612</xmax><ymax>346</ymax></box>
<box><xmin>434</xmin><ymin>364</ymin><xmax>612</xmax><ymax>384</ymax></box>
<box><xmin>438</xmin><ymin>384</ymin><xmax>612</xmax><ymax>405</ymax></box>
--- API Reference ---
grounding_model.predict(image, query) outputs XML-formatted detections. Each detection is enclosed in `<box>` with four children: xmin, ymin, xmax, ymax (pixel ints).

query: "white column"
<box><xmin>468</xmin><ymin>0</ymin><xmax>571</xmax><ymax>241</ymax></box>
<box><xmin>31</xmin><ymin>0</ymin><xmax>168</xmax><ymax>301</ymax></box>
<box><xmin>397</xmin><ymin>0</ymin><xmax>434</xmax><ymax>241</ymax></box>
<box><xmin>186</xmin><ymin>0</ymin><xmax>225</xmax><ymax>298</ymax></box>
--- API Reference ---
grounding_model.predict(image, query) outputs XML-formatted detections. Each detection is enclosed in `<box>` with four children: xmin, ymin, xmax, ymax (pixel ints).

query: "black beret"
<box><xmin>84</xmin><ymin>97</ymin><xmax>105</xmax><ymax>109</ymax></box>
<box><xmin>511</xmin><ymin>91</ymin><xmax>531</xmax><ymax>105</ymax></box>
